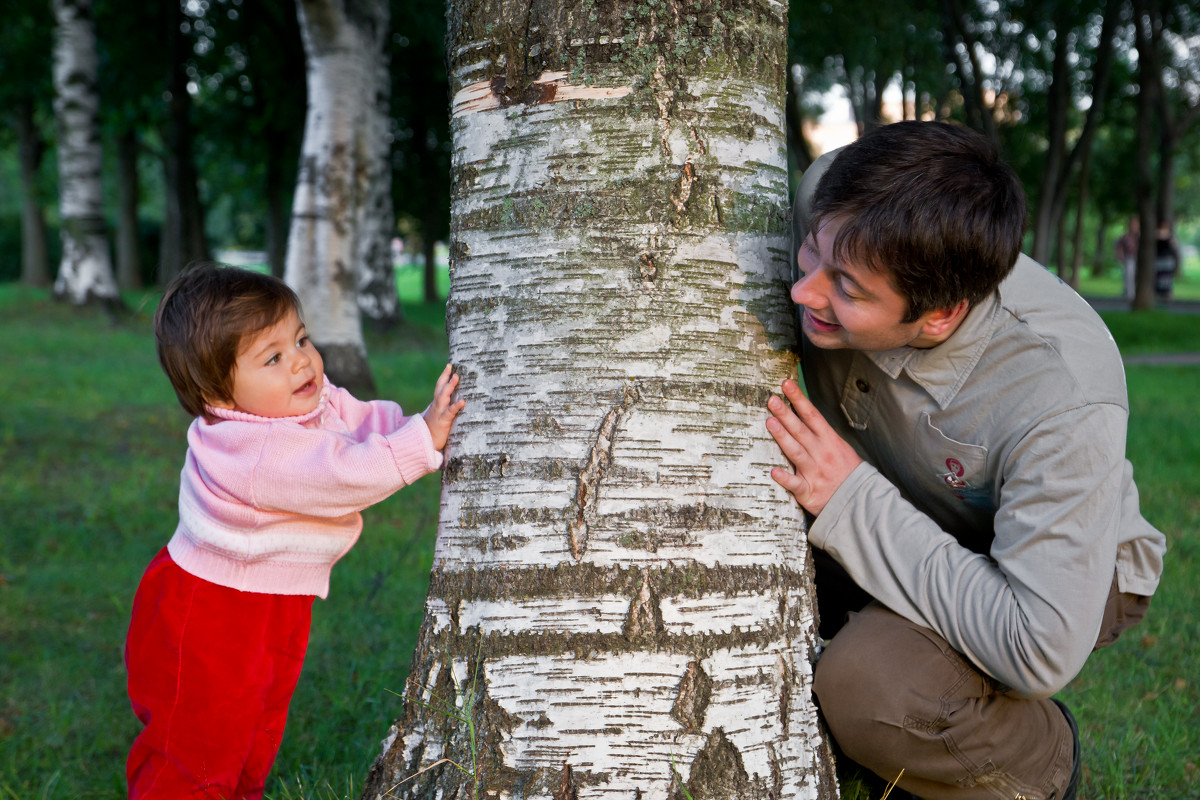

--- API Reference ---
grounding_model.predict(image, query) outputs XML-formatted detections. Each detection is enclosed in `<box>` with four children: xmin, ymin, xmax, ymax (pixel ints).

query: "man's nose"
<box><xmin>791</xmin><ymin>268</ymin><xmax>826</xmax><ymax>307</ymax></box>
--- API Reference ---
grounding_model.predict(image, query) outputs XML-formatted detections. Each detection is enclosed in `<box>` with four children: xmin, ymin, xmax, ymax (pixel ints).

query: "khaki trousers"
<box><xmin>812</xmin><ymin>553</ymin><xmax>1150</xmax><ymax>800</ymax></box>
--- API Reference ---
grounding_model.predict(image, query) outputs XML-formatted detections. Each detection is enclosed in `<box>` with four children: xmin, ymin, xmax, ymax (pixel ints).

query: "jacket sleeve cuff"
<box><xmin>807</xmin><ymin>460</ymin><xmax>879</xmax><ymax>550</ymax></box>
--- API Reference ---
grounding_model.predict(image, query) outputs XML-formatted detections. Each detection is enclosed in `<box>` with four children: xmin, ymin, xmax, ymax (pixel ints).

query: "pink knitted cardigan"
<box><xmin>166</xmin><ymin>379</ymin><xmax>442</xmax><ymax>598</ymax></box>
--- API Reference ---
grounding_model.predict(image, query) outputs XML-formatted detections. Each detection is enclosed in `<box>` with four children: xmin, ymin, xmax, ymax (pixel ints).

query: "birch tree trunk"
<box><xmin>51</xmin><ymin>0</ymin><xmax>120</xmax><ymax>306</ymax></box>
<box><xmin>286</xmin><ymin>0</ymin><xmax>390</xmax><ymax>394</ymax></box>
<box><xmin>362</xmin><ymin>2</ymin><xmax>837</xmax><ymax>798</ymax></box>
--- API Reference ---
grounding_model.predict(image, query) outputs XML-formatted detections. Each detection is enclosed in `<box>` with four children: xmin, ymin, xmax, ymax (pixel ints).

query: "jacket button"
<box><xmin>855</xmin><ymin>379</ymin><xmax>870</xmax><ymax>393</ymax></box>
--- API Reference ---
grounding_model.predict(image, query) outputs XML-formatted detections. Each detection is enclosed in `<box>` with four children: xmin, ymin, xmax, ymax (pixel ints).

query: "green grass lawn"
<box><xmin>1</xmin><ymin>282</ymin><xmax>1197</xmax><ymax>799</ymax></box>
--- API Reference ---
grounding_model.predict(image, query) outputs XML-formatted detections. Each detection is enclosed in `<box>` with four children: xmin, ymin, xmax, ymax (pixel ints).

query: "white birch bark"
<box><xmin>286</xmin><ymin>0</ymin><xmax>388</xmax><ymax>392</ymax></box>
<box><xmin>51</xmin><ymin>0</ymin><xmax>119</xmax><ymax>305</ymax></box>
<box><xmin>364</xmin><ymin>2</ymin><xmax>837</xmax><ymax>798</ymax></box>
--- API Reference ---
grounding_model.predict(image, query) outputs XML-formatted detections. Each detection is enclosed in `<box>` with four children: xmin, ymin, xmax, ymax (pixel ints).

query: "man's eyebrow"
<box><xmin>827</xmin><ymin>261</ymin><xmax>876</xmax><ymax>299</ymax></box>
<box><xmin>805</xmin><ymin>230</ymin><xmax>878</xmax><ymax>298</ymax></box>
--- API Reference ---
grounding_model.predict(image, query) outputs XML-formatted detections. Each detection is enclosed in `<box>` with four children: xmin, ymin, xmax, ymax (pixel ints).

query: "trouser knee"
<box><xmin>812</xmin><ymin>604</ymin><xmax>1074</xmax><ymax>800</ymax></box>
<box><xmin>812</xmin><ymin>608</ymin><xmax>942</xmax><ymax>775</ymax></box>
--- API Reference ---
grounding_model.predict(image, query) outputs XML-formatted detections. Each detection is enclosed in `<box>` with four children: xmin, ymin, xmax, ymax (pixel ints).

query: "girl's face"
<box><xmin>209</xmin><ymin>308</ymin><xmax>324</xmax><ymax>418</ymax></box>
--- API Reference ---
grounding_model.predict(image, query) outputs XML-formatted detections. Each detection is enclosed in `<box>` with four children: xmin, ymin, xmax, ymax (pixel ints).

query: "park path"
<box><xmin>1085</xmin><ymin>296</ymin><xmax>1200</xmax><ymax>366</ymax></box>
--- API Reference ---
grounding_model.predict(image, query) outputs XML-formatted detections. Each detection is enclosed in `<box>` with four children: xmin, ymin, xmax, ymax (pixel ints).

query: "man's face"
<box><xmin>792</xmin><ymin>216</ymin><xmax>943</xmax><ymax>352</ymax></box>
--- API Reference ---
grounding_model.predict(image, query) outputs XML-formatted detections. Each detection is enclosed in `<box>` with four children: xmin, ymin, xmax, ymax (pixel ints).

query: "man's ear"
<box><xmin>918</xmin><ymin>299</ymin><xmax>971</xmax><ymax>340</ymax></box>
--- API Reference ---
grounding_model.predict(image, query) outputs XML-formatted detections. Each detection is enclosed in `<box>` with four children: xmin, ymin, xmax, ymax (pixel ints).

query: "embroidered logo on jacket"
<box><xmin>940</xmin><ymin>457</ymin><xmax>969</xmax><ymax>489</ymax></box>
<box><xmin>936</xmin><ymin>457</ymin><xmax>993</xmax><ymax>510</ymax></box>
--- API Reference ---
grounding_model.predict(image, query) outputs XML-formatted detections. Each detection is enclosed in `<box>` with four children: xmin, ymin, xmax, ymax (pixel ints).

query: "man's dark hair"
<box><xmin>154</xmin><ymin>262</ymin><xmax>302</xmax><ymax>418</ymax></box>
<box><xmin>810</xmin><ymin>121</ymin><xmax>1027</xmax><ymax>322</ymax></box>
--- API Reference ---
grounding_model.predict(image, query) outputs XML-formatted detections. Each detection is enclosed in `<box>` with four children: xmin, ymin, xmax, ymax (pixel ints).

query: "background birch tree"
<box><xmin>286</xmin><ymin>0</ymin><xmax>392</xmax><ymax>394</ymax></box>
<box><xmin>51</xmin><ymin>0</ymin><xmax>120</xmax><ymax>306</ymax></box>
<box><xmin>362</xmin><ymin>1</ymin><xmax>837</xmax><ymax>798</ymax></box>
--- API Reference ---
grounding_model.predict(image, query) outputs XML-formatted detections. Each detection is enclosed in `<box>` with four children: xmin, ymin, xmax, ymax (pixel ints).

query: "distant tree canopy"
<box><xmin>787</xmin><ymin>0</ymin><xmax>1199</xmax><ymax>295</ymax></box>
<box><xmin>1</xmin><ymin>0</ymin><xmax>1196</xmax><ymax>304</ymax></box>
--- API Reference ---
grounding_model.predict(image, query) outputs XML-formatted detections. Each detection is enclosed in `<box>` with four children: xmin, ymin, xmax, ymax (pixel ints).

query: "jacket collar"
<box><xmin>862</xmin><ymin>291</ymin><xmax>1001</xmax><ymax>410</ymax></box>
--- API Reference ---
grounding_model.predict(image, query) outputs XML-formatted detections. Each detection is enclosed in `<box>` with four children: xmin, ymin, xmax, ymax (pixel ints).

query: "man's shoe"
<box><xmin>1051</xmin><ymin>699</ymin><xmax>1081</xmax><ymax>800</ymax></box>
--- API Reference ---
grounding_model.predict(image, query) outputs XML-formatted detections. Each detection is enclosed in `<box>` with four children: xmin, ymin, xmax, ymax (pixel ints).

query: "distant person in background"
<box><xmin>1154</xmin><ymin>222</ymin><xmax>1181</xmax><ymax>302</ymax></box>
<box><xmin>1113</xmin><ymin>217</ymin><xmax>1139</xmax><ymax>299</ymax></box>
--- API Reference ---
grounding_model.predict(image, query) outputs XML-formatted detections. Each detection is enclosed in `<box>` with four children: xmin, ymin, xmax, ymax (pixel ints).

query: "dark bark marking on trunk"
<box><xmin>568</xmin><ymin>382</ymin><xmax>640</xmax><ymax>560</ymax></box>
<box><xmin>670</xmin><ymin>158</ymin><xmax>696</xmax><ymax>221</ymax></box>
<box><xmin>778</xmin><ymin>652</ymin><xmax>791</xmax><ymax>737</ymax></box>
<box><xmin>671</xmin><ymin>660</ymin><xmax>713</xmax><ymax>734</ymax></box>
<box><xmin>638</xmin><ymin>251</ymin><xmax>658</xmax><ymax>287</ymax></box>
<box><xmin>552</xmin><ymin>758</ymin><xmax>579</xmax><ymax>800</ymax></box>
<box><xmin>432</xmin><ymin>562</ymin><xmax>802</xmax><ymax>604</ymax></box>
<box><xmin>444</xmin><ymin>452</ymin><xmax>511</xmax><ymax>484</ymax></box>
<box><xmin>623</xmin><ymin>568</ymin><xmax>665</xmax><ymax>641</ymax></box>
<box><xmin>489</xmin><ymin>74</ymin><xmax>561</xmax><ymax>108</ymax></box>
<box><xmin>682</xmin><ymin>728</ymin><xmax>755</xmax><ymax>800</ymax></box>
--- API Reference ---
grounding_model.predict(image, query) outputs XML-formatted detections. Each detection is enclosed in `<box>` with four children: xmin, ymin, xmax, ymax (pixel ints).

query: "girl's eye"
<box><xmin>266</xmin><ymin>353</ymin><xmax>281</xmax><ymax>365</ymax></box>
<box><xmin>298</xmin><ymin>336</ymin><xmax>310</xmax><ymax>348</ymax></box>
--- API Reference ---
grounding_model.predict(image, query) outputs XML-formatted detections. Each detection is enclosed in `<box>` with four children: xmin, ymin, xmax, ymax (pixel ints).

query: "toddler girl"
<box><xmin>124</xmin><ymin>263</ymin><xmax>463</xmax><ymax>799</ymax></box>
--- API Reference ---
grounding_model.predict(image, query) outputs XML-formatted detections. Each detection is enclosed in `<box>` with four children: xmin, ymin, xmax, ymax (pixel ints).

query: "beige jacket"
<box><xmin>793</xmin><ymin>153</ymin><xmax>1166</xmax><ymax>698</ymax></box>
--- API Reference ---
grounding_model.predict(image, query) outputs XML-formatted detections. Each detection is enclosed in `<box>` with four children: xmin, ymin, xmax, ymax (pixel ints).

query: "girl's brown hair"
<box><xmin>154</xmin><ymin>262</ymin><xmax>302</xmax><ymax>418</ymax></box>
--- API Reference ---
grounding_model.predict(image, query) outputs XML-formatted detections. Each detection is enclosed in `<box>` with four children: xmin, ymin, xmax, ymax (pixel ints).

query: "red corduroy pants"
<box><xmin>125</xmin><ymin>548</ymin><xmax>313</xmax><ymax>800</ymax></box>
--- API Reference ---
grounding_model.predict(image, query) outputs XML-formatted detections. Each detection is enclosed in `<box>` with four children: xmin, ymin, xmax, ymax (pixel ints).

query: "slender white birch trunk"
<box><xmin>51</xmin><ymin>0</ymin><xmax>119</xmax><ymax>306</ymax></box>
<box><xmin>286</xmin><ymin>0</ymin><xmax>389</xmax><ymax>393</ymax></box>
<box><xmin>364</xmin><ymin>2</ymin><xmax>837</xmax><ymax>798</ymax></box>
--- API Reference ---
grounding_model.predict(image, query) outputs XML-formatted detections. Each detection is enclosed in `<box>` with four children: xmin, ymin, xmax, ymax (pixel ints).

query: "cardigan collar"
<box><xmin>203</xmin><ymin>378</ymin><xmax>333</xmax><ymax>426</ymax></box>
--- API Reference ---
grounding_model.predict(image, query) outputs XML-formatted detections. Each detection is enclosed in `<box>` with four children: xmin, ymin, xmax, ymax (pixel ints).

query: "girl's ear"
<box><xmin>206</xmin><ymin>393</ymin><xmax>236</xmax><ymax>411</ymax></box>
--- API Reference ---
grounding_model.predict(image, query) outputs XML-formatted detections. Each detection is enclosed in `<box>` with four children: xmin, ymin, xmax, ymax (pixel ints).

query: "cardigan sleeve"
<box><xmin>196</xmin><ymin>413</ymin><xmax>442</xmax><ymax>518</ymax></box>
<box><xmin>326</xmin><ymin>384</ymin><xmax>414</xmax><ymax>438</ymax></box>
<box><xmin>255</xmin><ymin>415</ymin><xmax>441</xmax><ymax>515</ymax></box>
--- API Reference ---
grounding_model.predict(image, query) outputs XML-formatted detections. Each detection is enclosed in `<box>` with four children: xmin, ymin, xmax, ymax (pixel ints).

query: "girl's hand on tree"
<box><xmin>423</xmin><ymin>364</ymin><xmax>465</xmax><ymax>451</ymax></box>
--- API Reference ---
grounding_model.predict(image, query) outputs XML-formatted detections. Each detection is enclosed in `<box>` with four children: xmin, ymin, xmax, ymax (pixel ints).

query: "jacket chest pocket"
<box><xmin>913</xmin><ymin>414</ymin><xmax>993</xmax><ymax>511</ymax></box>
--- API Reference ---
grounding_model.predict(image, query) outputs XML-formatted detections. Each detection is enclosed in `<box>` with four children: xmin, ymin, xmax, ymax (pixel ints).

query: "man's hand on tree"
<box><xmin>766</xmin><ymin>379</ymin><xmax>863</xmax><ymax>516</ymax></box>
